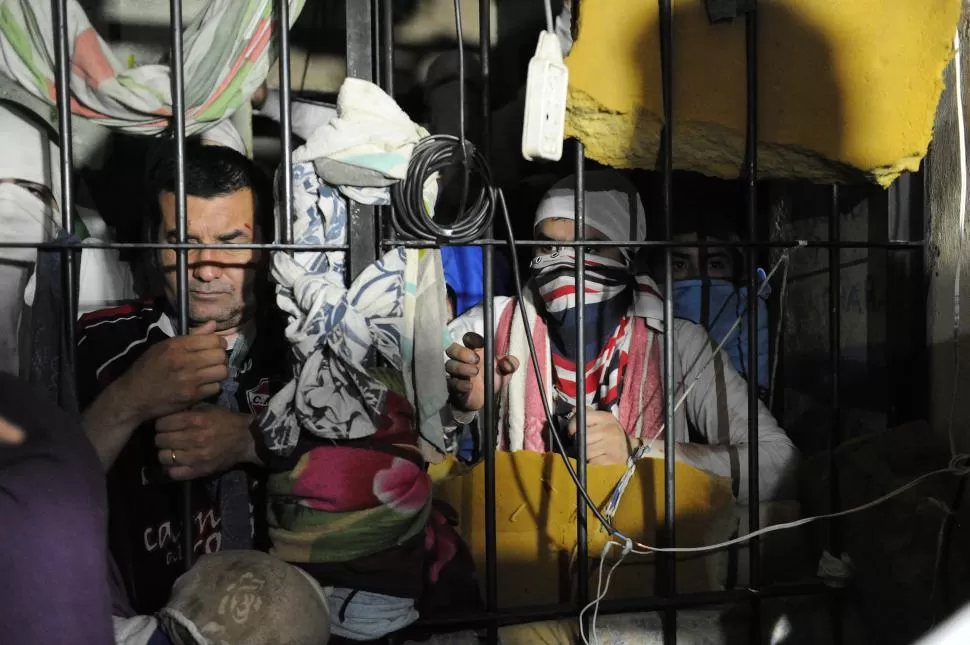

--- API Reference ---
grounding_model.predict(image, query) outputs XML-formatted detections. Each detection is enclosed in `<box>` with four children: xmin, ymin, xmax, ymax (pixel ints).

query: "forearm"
<box><xmin>653</xmin><ymin>440</ymin><xmax>798</xmax><ymax>504</ymax></box>
<box><xmin>81</xmin><ymin>379</ymin><xmax>144</xmax><ymax>471</ymax></box>
<box><xmin>241</xmin><ymin>413</ymin><xmax>265</xmax><ymax>467</ymax></box>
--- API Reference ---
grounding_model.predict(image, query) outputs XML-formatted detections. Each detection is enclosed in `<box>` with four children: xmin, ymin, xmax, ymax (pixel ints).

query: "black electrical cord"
<box><xmin>495</xmin><ymin>189</ymin><xmax>629</xmax><ymax>542</ymax></box>
<box><xmin>390</xmin><ymin>134</ymin><xmax>495</xmax><ymax>242</ymax></box>
<box><xmin>394</xmin><ymin>0</ymin><xmax>628</xmax><ymax>541</ymax></box>
<box><xmin>390</xmin><ymin>0</ymin><xmax>493</xmax><ymax>243</ymax></box>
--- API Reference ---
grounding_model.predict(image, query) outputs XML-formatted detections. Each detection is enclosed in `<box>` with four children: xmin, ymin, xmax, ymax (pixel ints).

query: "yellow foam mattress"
<box><xmin>431</xmin><ymin>451</ymin><xmax>736</xmax><ymax>609</ymax></box>
<box><xmin>565</xmin><ymin>0</ymin><xmax>961</xmax><ymax>185</ymax></box>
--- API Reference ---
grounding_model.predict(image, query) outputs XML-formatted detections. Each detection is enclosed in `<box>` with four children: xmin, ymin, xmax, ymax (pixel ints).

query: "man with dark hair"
<box><xmin>77</xmin><ymin>139</ymin><xmax>287</xmax><ymax>613</ymax></box>
<box><xmin>649</xmin><ymin>171</ymin><xmax>771</xmax><ymax>399</ymax></box>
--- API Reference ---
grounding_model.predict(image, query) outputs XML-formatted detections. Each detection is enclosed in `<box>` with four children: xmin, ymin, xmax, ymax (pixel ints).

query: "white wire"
<box><xmin>589</xmin><ymin>459</ymin><xmax>969</xmax><ymax>634</ymax></box>
<box><xmin>604</xmin><ymin>248</ymin><xmax>802</xmax><ymax>522</ymax></box>
<box><xmin>638</xmin><ymin>247</ymin><xmax>799</xmax><ymax>458</ymax></box>
<box><xmin>630</xmin><ymin>457</ymin><xmax>970</xmax><ymax>555</ymax></box>
<box><xmin>768</xmin><ymin>254</ymin><xmax>790</xmax><ymax>410</ymax></box>
<box><xmin>543</xmin><ymin>0</ymin><xmax>555</xmax><ymax>33</ymax></box>
<box><xmin>580</xmin><ymin>539</ymin><xmax>631</xmax><ymax>645</ymax></box>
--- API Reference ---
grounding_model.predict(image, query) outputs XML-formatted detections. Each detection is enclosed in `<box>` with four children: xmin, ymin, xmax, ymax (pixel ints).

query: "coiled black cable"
<box><xmin>390</xmin><ymin>0</ymin><xmax>494</xmax><ymax>244</ymax></box>
<box><xmin>390</xmin><ymin>134</ymin><xmax>495</xmax><ymax>243</ymax></box>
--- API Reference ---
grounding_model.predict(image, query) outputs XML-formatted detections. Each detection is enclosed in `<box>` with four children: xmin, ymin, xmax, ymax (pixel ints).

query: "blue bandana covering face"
<box><xmin>672</xmin><ymin>276</ymin><xmax>770</xmax><ymax>389</ymax></box>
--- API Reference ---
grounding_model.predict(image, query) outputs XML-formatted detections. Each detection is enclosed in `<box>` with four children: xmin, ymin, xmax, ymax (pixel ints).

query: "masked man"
<box><xmin>661</xmin><ymin>171</ymin><xmax>771</xmax><ymax>401</ymax></box>
<box><xmin>445</xmin><ymin>170</ymin><xmax>798</xmax><ymax>503</ymax></box>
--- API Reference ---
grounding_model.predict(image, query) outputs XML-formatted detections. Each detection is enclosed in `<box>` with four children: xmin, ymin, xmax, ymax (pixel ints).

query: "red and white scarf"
<box><xmin>494</xmin><ymin>281</ymin><xmax>666</xmax><ymax>453</ymax></box>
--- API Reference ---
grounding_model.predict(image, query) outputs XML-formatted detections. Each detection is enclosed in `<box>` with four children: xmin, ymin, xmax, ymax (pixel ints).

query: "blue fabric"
<box><xmin>441</xmin><ymin>246</ymin><xmax>483</xmax><ymax>315</ymax></box>
<box><xmin>672</xmin><ymin>276</ymin><xmax>770</xmax><ymax>389</ymax></box>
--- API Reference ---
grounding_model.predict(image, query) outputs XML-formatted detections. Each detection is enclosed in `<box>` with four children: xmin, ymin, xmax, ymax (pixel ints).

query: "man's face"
<box><xmin>534</xmin><ymin>218</ymin><xmax>626</xmax><ymax>263</ymax></box>
<box><xmin>670</xmin><ymin>233</ymin><xmax>735</xmax><ymax>281</ymax></box>
<box><xmin>157</xmin><ymin>189</ymin><xmax>261</xmax><ymax>331</ymax></box>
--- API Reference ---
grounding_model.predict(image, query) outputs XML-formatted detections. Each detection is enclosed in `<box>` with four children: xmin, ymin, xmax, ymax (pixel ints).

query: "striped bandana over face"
<box><xmin>531</xmin><ymin>247</ymin><xmax>633</xmax><ymax>409</ymax></box>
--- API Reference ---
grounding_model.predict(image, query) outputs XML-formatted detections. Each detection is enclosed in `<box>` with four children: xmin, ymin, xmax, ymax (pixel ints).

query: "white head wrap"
<box><xmin>534</xmin><ymin>170</ymin><xmax>646</xmax><ymax>245</ymax></box>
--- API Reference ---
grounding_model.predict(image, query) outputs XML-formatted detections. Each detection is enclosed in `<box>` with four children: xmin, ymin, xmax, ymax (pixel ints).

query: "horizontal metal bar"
<box><xmin>378</xmin><ymin>240</ymin><xmax>926</xmax><ymax>250</ymax></box>
<box><xmin>0</xmin><ymin>239</ymin><xmax>924</xmax><ymax>252</ymax></box>
<box><xmin>0</xmin><ymin>242</ymin><xmax>351</xmax><ymax>251</ymax></box>
<box><xmin>413</xmin><ymin>582</ymin><xmax>830</xmax><ymax>631</ymax></box>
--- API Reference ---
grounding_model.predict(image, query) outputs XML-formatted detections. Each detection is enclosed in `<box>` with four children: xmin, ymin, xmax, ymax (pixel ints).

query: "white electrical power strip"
<box><xmin>521</xmin><ymin>30</ymin><xmax>569</xmax><ymax>162</ymax></box>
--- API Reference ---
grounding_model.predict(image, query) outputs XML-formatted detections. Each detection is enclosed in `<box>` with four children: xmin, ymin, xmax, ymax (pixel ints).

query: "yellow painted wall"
<box><xmin>566</xmin><ymin>0</ymin><xmax>961</xmax><ymax>185</ymax></box>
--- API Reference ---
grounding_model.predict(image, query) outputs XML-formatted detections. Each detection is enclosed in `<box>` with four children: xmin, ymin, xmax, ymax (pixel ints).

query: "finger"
<box><xmin>193</xmin><ymin>382</ymin><xmax>222</xmax><ymax>401</ymax></box>
<box><xmin>165</xmin><ymin>465</ymin><xmax>196</xmax><ymax>481</ymax></box>
<box><xmin>496</xmin><ymin>355</ymin><xmax>519</xmax><ymax>376</ymax></box>
<box><xmin>567</xmin><ymin>408</ymin><xmax>596</xmax><ymax>437</ymax></box>
<box><xmin>588</xmin><ymin>452</ymin><xmax>613</xmax><ymax>466</ymax></box>
<box><xmin>183</xmin><ymin>348</ymin><xmax>229</xmax><ymax>371</ymax></box>
<box><xmin>447</xmin><ymin>377</ymin><xmax>473</xmax><ymax>393</ymax></box>
<box><xmin>157</xmin><ymin>448</ymin><xmax>200</xmax><ymax>469</ymax></box>
<box><xmin>462</xmin><ymin>332</ymin><xmax>484</xmax><ymax>350</ymax></box>
<box><xmin>445</xmin><ymin>359</ymin><xmax>480</xmax><ymax>379</ymax></box>
<box><xmin>189</xmin><ymin>320</ymin><xmax>217</xmax><ymax>336</ymax></box>
<box><xmin>0</xmin><ymin>417</ymin><xmax>25</xmax><ymax>445</ymax></box>
<box><xmin>156</xmin><ymin>412</ymin><xmax>193</xmax><ymax>433</ymax></box>
<box><xmin>155</xmin><ymin>431</ymin><xmax>199</xmax><ymax>451</ymax></box>
<box><xmin>193</xmin><ymin>364</ymin><xmax>230</xmax><ymax>385</ymax></box>
<box><xmin>175</xmin><ymin>332</ymin><xmax>226</xmax><ymax>353</ymax></box>
<box><xmin>446</xmin><ymin>343</ymin><xmax>479</xmax><ymax>364</ymax></box>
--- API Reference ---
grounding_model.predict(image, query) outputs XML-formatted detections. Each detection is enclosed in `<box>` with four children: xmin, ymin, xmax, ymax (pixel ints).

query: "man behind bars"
<box><xmin>77</xmin><ymin>140</ymin><xmax>287</xmax><ymax>613</ymax></box>
<box><xmin>657</xmin><ymin>171</ymin><xmax>772</xmax><ymax>402</ymax></box>
<box><xmin>445</xmin><ymin>170</ymin><xmax>797</xmax><ymax>503</ymax></box>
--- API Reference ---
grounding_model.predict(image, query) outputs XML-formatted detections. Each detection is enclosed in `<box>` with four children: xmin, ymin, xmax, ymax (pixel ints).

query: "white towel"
<box><xmin>262</xmin><ymin>161</ymin><xmax>455</xmax><ymax>460</ymax></box>
<box><xmin>294</xmin><ymin>78</ymin><xmax>430</xmax><ymax>204</ymax></box>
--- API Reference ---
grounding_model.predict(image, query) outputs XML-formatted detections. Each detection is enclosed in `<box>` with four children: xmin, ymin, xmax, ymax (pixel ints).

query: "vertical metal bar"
<box><xmin>345</xmin><ymin>0</ymin><xmax>377</xmax><ymax>280</ymax></box>
<box><xmin>658</xmin><ymin>0</ymin><xmax>677</xmax><ymax>642</ymax></box>
<box><xmin>168</xmin><ymin>0</ymin><xmax>193</xmax><ymax>570</ymax></box>
<box><xmin>381</xmin><ymin>0</ymin><xmax>394</xmax><ymax>94</ymax></box>
<box><xmin>574</xmin><ymin>143</ymin><xmax>589</xmax><ymax>616</ymax></box>
<box><xmin>479</xmin><ymin>0</ymin><xmax>491</xmax><ymax>160</ymax></box>
<box><xmin>277</xmin><ymin>0</ymin><xmax>293</xmax><ymax>245</ymax></box>
<box><xmin>52</xmin><ymin>0</ymin><xmax>76</xmax><ymax>364</ymax></box>
<box><xmin>345</xmin><ymin>1</ymin><xmax>374</xmax><ymax>99</ymax></box>
<box><xmin>479</xmin><ymin>3</ymin><xmax>496</xmax><ymax>643</ymax></box>
<box><xmin>482</xmin><ymin>219</ymin><xmax>497</xmax><ymax>645</ymax></box>
<box><xmin>371</xmin><ymin>0</ymin><xmax>382</xmax><ymax>85</ymax></box>
<box><xmin>376</xmin><ymin>0</ymin><xmax>394</xmax><ymax>247</ymax></box>
<box><xmin>745</xmin><ymin>5</ymin><xmax>762</xmax><ymax>642</ymax></box>
<box><xmin>828</xmin><ymin>184</ymin><xmax>843</xmax><ymax>645</ymax></box>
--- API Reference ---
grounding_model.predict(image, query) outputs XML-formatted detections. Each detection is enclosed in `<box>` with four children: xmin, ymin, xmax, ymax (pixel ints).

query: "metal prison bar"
<box><xmin>29</xmin><ymin>0</ymin><xmax>924</xmax><ymax>642</ymax></box>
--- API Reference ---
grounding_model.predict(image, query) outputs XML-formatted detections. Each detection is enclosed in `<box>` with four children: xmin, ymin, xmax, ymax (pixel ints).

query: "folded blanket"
<box><xmin>262</xmin><ymin>94</ymin><xmax>470</xmax><ymax>626</ymax></box>
<box><xmin>294</xmin><ymin>78</ymin><xmax>430</xmax><ymax>204</ymax></box>
<box><xmin>261</xmin><ymin>160</ymin><xmax>455</xmax><ymax>461</ymax></box>
<box><xmin>0</xmin><ymin>0</ymin><xmax>304</xmax><ymax>152</ymax></box>
<box><xmin>267</xmin><ymin>391</ymin><xmax>433</xmax><ymax>564</ymax></box>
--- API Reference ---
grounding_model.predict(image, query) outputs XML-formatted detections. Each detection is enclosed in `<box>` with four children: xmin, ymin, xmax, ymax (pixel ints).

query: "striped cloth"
<box><xmin>0</xmin><ymin>0</ymin><xmax>304</xmax><ymax>150</ymax></box>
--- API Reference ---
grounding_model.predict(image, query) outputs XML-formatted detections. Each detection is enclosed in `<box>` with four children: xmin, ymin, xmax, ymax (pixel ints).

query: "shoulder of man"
<box><xmin>76</xmin><ymin>300</ymin><xmax>173</xmax><ymax>401</ymax></box>
<box><xmin>670</xmin><ymin>318</ymin><xmax>722</xmax><ymax>372</ymax></box>
<box><xmin>78</xmin><ymin>300</ymin><xmax>171</xmax><ymax>350</ymax></box>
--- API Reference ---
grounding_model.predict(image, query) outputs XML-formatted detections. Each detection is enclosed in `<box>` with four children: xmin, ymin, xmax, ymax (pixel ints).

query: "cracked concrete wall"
<box><xmin>927</xmin><ymin>0</ymin><xmax>970</xmax><ymax>459</ymax></box>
